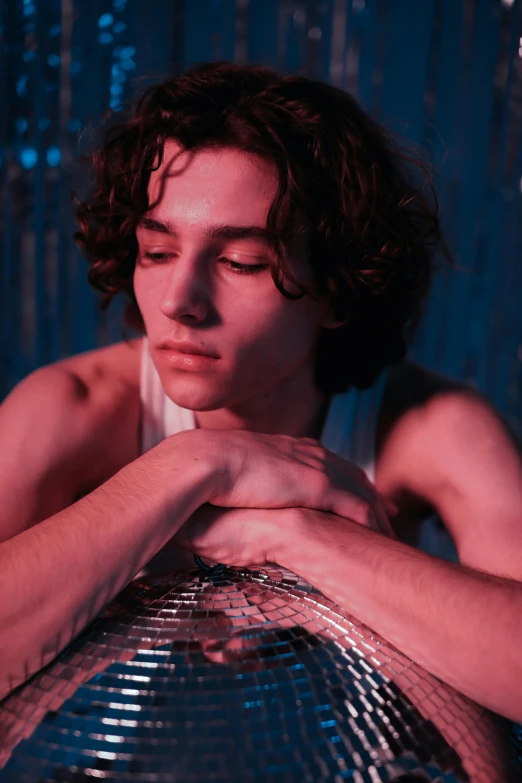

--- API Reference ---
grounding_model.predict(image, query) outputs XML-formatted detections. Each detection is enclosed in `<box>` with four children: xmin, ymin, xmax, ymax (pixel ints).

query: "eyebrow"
<box><xmin>138</xmin><ymin>216</ymin><xmax>270</xmax><ymax>243</ymax></box>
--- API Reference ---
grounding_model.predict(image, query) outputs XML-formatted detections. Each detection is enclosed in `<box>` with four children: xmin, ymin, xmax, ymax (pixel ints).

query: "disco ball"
<box><xmin>0</xmin><ymin>564</ymin><xmax>519</xmax><ymax>782</ymax></box>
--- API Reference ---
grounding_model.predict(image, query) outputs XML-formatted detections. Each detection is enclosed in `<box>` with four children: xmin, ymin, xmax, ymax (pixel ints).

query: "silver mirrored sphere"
<box><xmin>0</xmin><ymin>565</ymin><xmax>519</xmax><ymax>781</ymax></box>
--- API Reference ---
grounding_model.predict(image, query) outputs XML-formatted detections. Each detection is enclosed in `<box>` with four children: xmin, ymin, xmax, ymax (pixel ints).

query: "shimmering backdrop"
<box><xmin>1</xmin><ymin>0</ymin><xmax>522</xmax><ymax>425</ymax></box>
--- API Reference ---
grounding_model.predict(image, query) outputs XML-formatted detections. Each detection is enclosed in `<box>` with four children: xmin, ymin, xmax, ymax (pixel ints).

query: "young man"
<box><xmin>0</xmin><ymin>62</ymin><xmax>521</xmax><ymax>722</ymax></box>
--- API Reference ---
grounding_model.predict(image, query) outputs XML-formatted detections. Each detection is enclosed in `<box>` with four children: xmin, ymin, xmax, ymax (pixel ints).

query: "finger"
<box><xmin>371</xmin><ymin>508</ymin><xmax>392</xmax><ymax>535</ymax></box>
<box><xmin>374</xmin><ymin>496</ymin><xmax>397</xmax><ymax>538</ymax></box>
<box><xmin>378</xmin><ymin>513</ymin><xmax>397</xmax><ymax>538</ymax></box>
<box><xmin>327</xmin><ymin>488</ymin><xmax>395</xmax><ymax>537</ymax></box>
<box><xmin>383</xmin><ymin>496</ymin><xmax>399</xmax><ymax>518</ymax></box>
<box><xmin>327</xmin><ymin>490</ymin><xmax>378</xmax><ymax>531</ymax></box>
<box><xmin>355</xmin><ymin>484</ymin><xmax>397</xmax><ymax>537</ymax></box>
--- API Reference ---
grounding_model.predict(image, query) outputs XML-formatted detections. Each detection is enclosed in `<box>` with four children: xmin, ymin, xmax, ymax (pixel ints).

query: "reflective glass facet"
<box><xmin>0</xmin><ymin>565</ymin><xmax>519</xmax><ymax>781</ymax></box>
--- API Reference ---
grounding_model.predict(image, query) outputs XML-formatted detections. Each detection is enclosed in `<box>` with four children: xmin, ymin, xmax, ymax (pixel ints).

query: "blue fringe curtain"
<box><xmin>1</xmin><ymin>0</ymin><xmax>522</xmax><ymax>441</ymax></box>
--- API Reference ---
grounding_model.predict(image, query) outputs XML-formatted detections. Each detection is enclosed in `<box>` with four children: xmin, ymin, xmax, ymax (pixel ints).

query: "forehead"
<box><xmin>147</xmin><ymin>141</ymin><xmax>279</xmax><ymax>225</ymax></box>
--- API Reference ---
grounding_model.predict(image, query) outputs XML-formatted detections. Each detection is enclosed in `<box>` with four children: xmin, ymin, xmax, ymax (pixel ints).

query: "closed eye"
<box><xmin>142</xmin><ymin>251</ymin><xmax>173</xmax><ymax>263</ymax></box>
<box><xmin>142</xmin><ymin>251</ymin><xmax>268</xmax><ymax>275</ymax></box>
<box><xmin>220</xmin><ymin>258</ymin><xmax>268</xmax><ymax>275</ymax></box>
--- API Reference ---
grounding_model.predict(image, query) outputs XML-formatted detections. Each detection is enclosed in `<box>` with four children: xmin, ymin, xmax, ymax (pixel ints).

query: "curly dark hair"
<box><xmin>75</xmin><ymin>60</ymin><xmax>451</xmax><ymax>393</ymax></box>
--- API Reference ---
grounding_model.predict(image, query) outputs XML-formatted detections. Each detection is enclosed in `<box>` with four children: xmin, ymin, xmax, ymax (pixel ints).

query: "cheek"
<box><xmin>235</xmin><ymin>298</ymin><xmax>320</xmax><ymax>361</ymax></box>
<box><xmin>133</xmin><ymin>267</ymin><xmax>145</xmax><ymax>306</ymax></box>
<box><xmin>133</xmin><ymin>268</ymin><xmax>157</xmax><ymax>315</ymax></box>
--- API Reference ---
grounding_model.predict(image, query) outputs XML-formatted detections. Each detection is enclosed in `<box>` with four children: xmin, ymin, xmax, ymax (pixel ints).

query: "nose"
<box><xmin>158</xmin><ymin>252</ymin><xmax>212</xmax><ymax>323</ymax></box>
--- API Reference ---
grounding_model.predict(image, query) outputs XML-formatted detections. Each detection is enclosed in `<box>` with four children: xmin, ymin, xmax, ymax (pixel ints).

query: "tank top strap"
<box><xmin>139</xmin><ymin>336</ymin><xmax>166</xmax><ymax>454</ymax></box>
<box><xmin>320</xmin><ymin>369</ymin><xmax>389</xmax><ymax>484</ymax></box>
<box><xmin>139</xmin><ymin>337</ymin><xmax>195</xmax><ymax>454</ymax></box>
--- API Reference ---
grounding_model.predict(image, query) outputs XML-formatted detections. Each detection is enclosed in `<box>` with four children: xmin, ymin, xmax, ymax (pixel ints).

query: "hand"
<box><xmin>201</xmin><ymin>429</ymin><xmax>396</xmax><ymax>537</ymax></box>
<box><xmin>172</xmin><ymin>503</ymin><xmax>288</xmax><ymax>568</ymax></box>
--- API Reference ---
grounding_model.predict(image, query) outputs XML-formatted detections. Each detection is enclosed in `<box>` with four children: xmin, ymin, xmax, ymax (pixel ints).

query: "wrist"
<box><xmin>270</xmin><ymin>507</ymin><xmax>310</xmax><ymax>568</ymax></box>
<box><xmin>157</xmin><ymin>429</ymin><xmax>223</xmax><ymax>506</ymax></box>
<box><xmin>273</xmin><ymin>509</ymin><xmax>357</xmax><ymax>575</ymax></box>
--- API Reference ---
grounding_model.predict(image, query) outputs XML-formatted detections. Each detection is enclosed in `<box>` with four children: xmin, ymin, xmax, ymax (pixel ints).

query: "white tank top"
<box><xmin>138</xmin><ymin>336</ymin><xmax>458</xmax><ymax>569</ymax></box>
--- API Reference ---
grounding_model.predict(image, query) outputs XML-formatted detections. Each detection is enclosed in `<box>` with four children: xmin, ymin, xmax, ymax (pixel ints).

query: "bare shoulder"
<box><xmin>379</xmin><ymin>357</ymin><xmax>519</xmax><ymax>446</ymax></box>
<box><xmin>377</xmin><ymin>358</ymin><xmax>468</xmax><ymax>461</ymax></box>
<box><xmin>0</xmin><ymin>338</ymin><xmax>143</xmax><ymax>539</ymax></box>
<box><xmin>54</xmin><ymin>336</ymin><xmax>143</xmax><ymax>393</ymax></box>
<box><xmin>382</xmin><ymin>359</ymin><xmax>468</xmax><ymax>417</ymax></box>
<box><xmin>49</xmin><ymin>337</ymin><xmax>144</xmax><ymax>489</ymax></box>
<box><xmin>375</xmin><ymin>359</ymin><xmax>477</xmax><ymax>530</ymax></box>
<box><xmin>376</xmin><ymin>358</ymin><xmax>522</xmax><ymax>527</ymax></box>
<box><xmin>378</xmin><ymin>359</ymin><xmax>522</xmax><ymax>576</ymax></box>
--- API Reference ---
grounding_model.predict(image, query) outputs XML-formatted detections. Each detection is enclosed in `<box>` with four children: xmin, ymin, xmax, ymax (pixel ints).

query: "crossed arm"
<box><xmin>178</xmin><ymin>389</ymin><xmax>522</xmax><ymax>721</ymax></box>
<box><xmin>277</xmin><ymin>390</ymin><xmax>522</xmax><ymax>721</ymax></box>
<box><xmin>272</xmin><ymin>508</ymin><xmax>522</xmax><ymax>722</ymax></box>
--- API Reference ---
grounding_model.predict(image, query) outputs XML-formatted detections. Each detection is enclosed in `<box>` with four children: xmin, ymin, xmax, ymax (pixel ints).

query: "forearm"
<box><xmin>275</xmin><ymin>513</ymin><xmax>522</xmax><ymax>721</ymax></box>
<box><xmin>0</xmin><ymin>430</ymin><xmax>217</xmax><ymax>698</ymax></box>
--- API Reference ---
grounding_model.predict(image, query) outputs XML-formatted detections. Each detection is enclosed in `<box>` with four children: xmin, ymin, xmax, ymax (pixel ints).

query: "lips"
<box><xmin>156</xmin><ymin>339</ymin><xmax>219</xmax><ymax>359</ymax></box>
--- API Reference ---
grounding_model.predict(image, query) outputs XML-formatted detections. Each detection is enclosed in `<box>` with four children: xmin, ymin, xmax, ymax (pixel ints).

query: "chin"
<box><xmin>160</xmin><ymin>376</ymin><xmax>229</xmax><ymax>412</ymax></box>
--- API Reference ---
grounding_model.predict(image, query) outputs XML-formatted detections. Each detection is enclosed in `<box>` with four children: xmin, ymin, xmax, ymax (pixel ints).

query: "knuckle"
<box><xmin>300</xmin><ymin>436</ymin><xmax>320</xmax><ymax>445</ymax></box>
<box><xmin>310</xmin><ymin>469</ymin><xmax>330</xmax><ymax>503</ymax></box>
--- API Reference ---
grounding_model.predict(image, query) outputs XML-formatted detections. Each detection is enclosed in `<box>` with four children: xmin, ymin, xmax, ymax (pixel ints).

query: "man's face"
<box><xmin>133</xmin><ymin>141</ymin><xmax>330</xmax><ymax>413</ymax></box>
